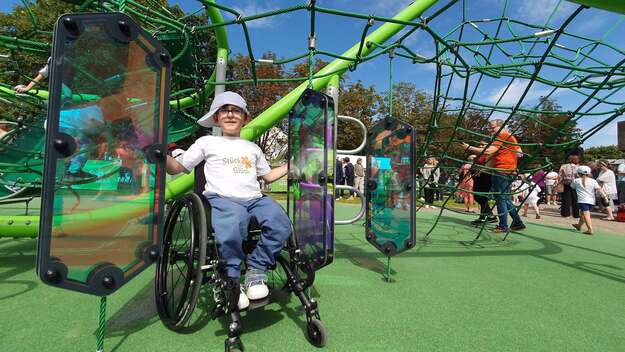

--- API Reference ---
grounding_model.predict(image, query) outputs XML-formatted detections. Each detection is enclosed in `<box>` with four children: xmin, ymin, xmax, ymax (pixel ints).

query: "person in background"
<box><xmin>531</xmin><ymin>169</ymin><xmax>546</xmax><ymax>205</ymax></box>
<box><xmin>420</xmin><ymin>157</ymin><xmax>440</xmax><ymax>209</ymax></box>
<box><xmin>520</xmin><ymin>177</ymin><xmax>542</xmax><ymax>219</ymax></box>
<box><xmin>15</xmin><ymin>57</ymin><xmax>51</xmax><ymax>93</ymax></box>
<box><xmin>354</xmin><ymin>158</ymin><xmax>365</xmax><ymax>196</ymax></box>
<box><xmin>544</xmin><ymin>168</ymin><xmax>559</xmax><ymax>205</ymax></box>
<box><xmin>589</xmin><ymin>161</ymin><xmax>601</xmax><ymax>179</ymax></box>
<box><xmin>470</xmin><ymin>150</ymin><xmax>497</xmax><ymax>225</ymax></box>
<box><xmin>458</xmin><ymin>157</ymin><xmax>474</xmax><ymax>213</ymax></box>
<box><xmin>617</xmin><ymin>162</ymin><xmax>625</xmax><ymax>205</ymax></box>
<box><xmin>0</xmin><ymin>123</ymin><xmax>9</xmax><ymax>140</ymax></box>
<box><xmin>596</xmin><ymin>160</ymin><xmax>617</xmax><ymax>221</ymax></box>
<box><xmin>571</xmin><ymin>165</ymin><xmax>608</xmax><ymax>235</ymax></box>
<box><xmin>437</xmin><ymin>169</ymin><xmax>449</xmax><ymax>201</ymax></box>
<box><xmin>461</xmin><ymin>119</ymin><xmax>525</xmax><ymax>233</ymax></box>
<box><xmin>335</xmin><ymin>157</ymin><xmax>344</xmax><ymax>200</ymax></box>
<box><xmin>343</xmin><ymin>157</ymin><xmax>355</xmax><ymax>200</ymax></box>
<box><xmin>559</xmin><ymin>154</ymin><xmax>580</xmax><ymax>219</ymax></box>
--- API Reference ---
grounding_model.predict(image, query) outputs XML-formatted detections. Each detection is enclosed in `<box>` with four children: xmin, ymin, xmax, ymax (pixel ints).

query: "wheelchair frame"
<box><xmin>155</xmin><ymin>172</ymin><xmax>326</xmax><ymax>352</ymax></box>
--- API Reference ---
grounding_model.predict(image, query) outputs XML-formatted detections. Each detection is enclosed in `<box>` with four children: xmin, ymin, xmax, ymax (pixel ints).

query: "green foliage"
<box><xmin>584</xmin><ymin>145</ymin><xmax>625</xmax><ymax>161</ymax></box>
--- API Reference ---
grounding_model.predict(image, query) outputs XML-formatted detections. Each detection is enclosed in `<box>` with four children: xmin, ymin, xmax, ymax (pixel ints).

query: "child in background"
<box><xmin>571</xmin><ymin>165</ymin><xmax>608</xmax><ymax>235</ymax></box>
<box><xmin>458</xmin><ymin>160</ymin><xmax>474</xmax><ymax>212</ymax></box>
<box><xmin>520</xmin><ymin>178</ymin><xmax>542</xmax><ymax>219</ymax></box>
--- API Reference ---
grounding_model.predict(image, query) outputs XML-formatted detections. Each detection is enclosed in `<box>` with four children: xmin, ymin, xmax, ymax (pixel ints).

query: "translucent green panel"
<box><xmin>287</xmin><ymin>89</ymin><xmax>335</xmax><ymax>270</ymax></box>
<box><xmin>365</xmin><ymin>117</ymin><xmax>416</xmax><ymax>256</ymax></box>
<box><xmin>37</xmin><ymin>14</ymin><xmax>170</xmax><ymax>296</ymax></box>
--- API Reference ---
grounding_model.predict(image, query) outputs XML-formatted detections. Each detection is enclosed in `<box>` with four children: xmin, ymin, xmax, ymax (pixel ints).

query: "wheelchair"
<box><xmin>154</xmin><ymin>163</ymin><xmax>326</xmax><ymax>352</ymax></box>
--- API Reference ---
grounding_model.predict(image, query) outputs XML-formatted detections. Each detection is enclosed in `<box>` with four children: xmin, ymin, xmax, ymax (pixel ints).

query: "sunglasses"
<box><xmin>217</xmin><ymin>106</ymin><xmax>246</xmax><ymax>117</ymax></box>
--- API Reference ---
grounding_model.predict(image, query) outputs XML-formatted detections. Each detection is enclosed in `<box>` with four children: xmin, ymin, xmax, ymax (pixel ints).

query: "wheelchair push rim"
<box><xmin>155</xmin><ymin>193</ymin><xmax>207</xmax><ymax>330</ymax></box>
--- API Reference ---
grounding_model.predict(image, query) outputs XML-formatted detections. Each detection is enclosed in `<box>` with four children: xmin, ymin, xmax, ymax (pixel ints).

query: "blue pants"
<box><xmin>204</xmin><ymin>194</ymin><xmax>292</xmax><ymax>278</ymax></box>
<box><xmin>491</xmin><ymin>174</ymin><xmax>524</xmax><ymax>230</ymax></box>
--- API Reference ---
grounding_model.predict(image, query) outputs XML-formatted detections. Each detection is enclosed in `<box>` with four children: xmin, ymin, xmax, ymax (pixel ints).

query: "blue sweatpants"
<box><xmin>204</xmin><ymin>194</ymin><xmax>292</xmax><ymax>278</ymax></box>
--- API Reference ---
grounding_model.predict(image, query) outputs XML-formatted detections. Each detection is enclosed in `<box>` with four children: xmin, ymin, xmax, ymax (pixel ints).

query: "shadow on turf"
<box><xmin>337</xmin><ymin>218</ymin><xmax>625</xmax><ymax>286</ymax></box>
<box><xmin>0</xmin><ymin>238</ymin><xmax>38</xmax><ymax>300</ymax></box>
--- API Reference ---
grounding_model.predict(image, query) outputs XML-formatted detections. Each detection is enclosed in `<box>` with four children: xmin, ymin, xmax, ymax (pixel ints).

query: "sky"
<box><xmin>1</xmin><ymin>0</ymin><xmax>624</xmax><ymax>148</ymax></box>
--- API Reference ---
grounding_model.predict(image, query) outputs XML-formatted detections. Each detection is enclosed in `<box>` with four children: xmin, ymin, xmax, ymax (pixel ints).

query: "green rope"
<box><xmin>96</xmin><ymin>297</ymin><xmax>107</xmax><ymax>352</ymax></box>
<box><xmin>308</xmin><ymin>49</ymin><xmax>315</xmax><ymax>89</ymax></box>
<box><xmin>388</xmin><ymin>49</ymin><xmax>394</xmax><ymax>116</ymax></box>
<box><xmin>119</xmin><ymin>0</ymin><xmax>126</xmax><ymax>13</ymax></box>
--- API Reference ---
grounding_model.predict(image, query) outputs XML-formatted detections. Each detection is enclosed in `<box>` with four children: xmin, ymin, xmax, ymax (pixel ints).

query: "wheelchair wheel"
<box><xmin>307</xmin><ymin>318</ymin><xmax>327</xmax><ymax>347</ymax></box>
<box><xmin>155</xmin><ymin>193</ymin><xmax>207</xmax><ymax>330</ymax></box>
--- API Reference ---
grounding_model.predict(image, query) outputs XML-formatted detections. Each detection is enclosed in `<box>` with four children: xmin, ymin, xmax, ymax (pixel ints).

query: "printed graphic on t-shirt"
<box><xmin>222</xmin><ymin>155</ymin><xmax>254</xmax><ymax>175</ymax></box>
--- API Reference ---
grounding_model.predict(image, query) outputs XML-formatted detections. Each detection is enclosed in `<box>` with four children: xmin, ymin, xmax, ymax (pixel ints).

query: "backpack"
<box><xmin>561</xmin><ymin>164</ymin><xmax>577</xmax><ymax>186</ymax></box>
<box><xmin>617</xmin><ymin>204</ymin><xmax>625</xmax><ymax>222</ymax></box>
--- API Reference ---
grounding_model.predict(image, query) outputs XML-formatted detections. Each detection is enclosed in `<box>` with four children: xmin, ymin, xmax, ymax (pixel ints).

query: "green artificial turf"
<box><xmin>1</xmin><ymin>203</ymin><xmax>625</xmax><ymax>351</ymax></box>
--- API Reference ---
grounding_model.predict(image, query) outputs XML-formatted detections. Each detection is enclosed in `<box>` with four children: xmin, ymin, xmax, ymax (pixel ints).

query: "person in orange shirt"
<box><xmin>461</xmin><ymin>119</ymin><xmax>525</xmax><ymax>232</ymax></box>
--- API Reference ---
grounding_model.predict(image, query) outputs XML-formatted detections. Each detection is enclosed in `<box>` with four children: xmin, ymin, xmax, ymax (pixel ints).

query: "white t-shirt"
<box><xmin>179</xmin><ymin>136</ymin><xmax>271</xmax><ymax>201</ymax></box>
<box><xmin>597</xmin><ymin>169</ymin><xmax>617</xmax><ymax>197</ymax></box>
<box><xmin>520</xmin><ymin>182</ymin><xmax>541</xmax><ymax>204</ymax></box>
<box><xmin>571</xmin><ymin>177</ymin><xmax>600</xmax><ymax>205</ymax></box>
<box><xmin>545</xmin><ymin>171</ymin><xmax>558</xmax><ymax>186</ymax></box>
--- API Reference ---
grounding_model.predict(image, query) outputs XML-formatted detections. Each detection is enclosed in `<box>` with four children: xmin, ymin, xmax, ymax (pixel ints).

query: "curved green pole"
<box><xmin>0</xmin><ymin>0</ymin><xmax>229</xmax><ymax>110</ymax></box>
<box><xmin>240</xmin><ymin>0</ymin><xmax>439</xmax><ymax>141</ymax></box>
<box><xmin>567</xmin><ymin>0</ymin><xmax>625</xmax><ymax>14</ymax></box>
<box><xmin>0</xmin><ymin>0</ymin><xmax>439</xmax><ymax>237</ymax></box>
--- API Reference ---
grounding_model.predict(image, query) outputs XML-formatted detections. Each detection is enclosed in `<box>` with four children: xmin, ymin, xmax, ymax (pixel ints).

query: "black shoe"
<box><xmin>471</xmin><ymin>218</ymin><xmax>486</xmax><ymax>225</ymax></box>
<box><xmin>486</xmin><ymin>216</ymin><xmax>498</xmax><ymax>223</ymax></box>
<box><xmin>510</xmin><ymin>224</ymin><xmax>526</xmax><ymax>231</ymax></box>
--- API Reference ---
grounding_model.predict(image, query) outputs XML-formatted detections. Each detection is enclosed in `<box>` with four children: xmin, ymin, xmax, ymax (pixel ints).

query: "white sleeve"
<box><xmin>38</xmin><ymin>64</ymin><xmax>49</xmax><ymax>79</ymax></box>
<box><xmin>179</xmin><ymin>139</ymin><xmax>206</xmax><ymax>172</ymax></box>
<box><xmin>256</xmin><ymin>150</ymin><xmax>271</xmax><ymax>176</ymax></box>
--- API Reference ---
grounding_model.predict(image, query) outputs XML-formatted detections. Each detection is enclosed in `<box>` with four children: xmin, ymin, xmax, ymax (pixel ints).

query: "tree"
<box><xmin>508</xmin><ymin>98</ymin><xmax>581</xmax><ymax>168</ymax></box>
<box><xmin>337</xmin><ymin>80</ymin><xmax>380</xmax><ymax>151</ymax></box>
<box><xmin>226</xmin><ymin>52</ymin><xmax>291</xmax><ymax>161</ymax></box>
<box><xmin>584</xmin><ymin>145</ymin><xmax>625</xmax><ymax>161</ymax></box>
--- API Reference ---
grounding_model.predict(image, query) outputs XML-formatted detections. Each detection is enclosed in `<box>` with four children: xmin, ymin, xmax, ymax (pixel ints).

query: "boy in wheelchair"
<box><xmin>166</xmin><ymin>91</ymin><xmax>290</xmax><ymax>310</ymax></box>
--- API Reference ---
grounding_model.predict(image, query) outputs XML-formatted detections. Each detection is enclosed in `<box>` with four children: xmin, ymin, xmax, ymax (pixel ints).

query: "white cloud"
<box><xmin>582</xmin><ymin>119</ymin><xmax>620</xmax><ymax>147</ymax></box>
<box><xmin>232</xmin><ymin>2</ymin><xmax>280</xmax><ymax>29</ymax></box>
<box><xmin>514</xmin><ymin>0</ymin><xmax>577</xmax><ymax>24</ymax></box>
<box><xmin>487</xmin><ymin>80</ymin><xmax>551</xmax><ymax>106</ymax></box>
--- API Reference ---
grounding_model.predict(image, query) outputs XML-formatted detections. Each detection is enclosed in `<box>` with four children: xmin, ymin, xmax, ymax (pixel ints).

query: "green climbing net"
<box><xmin>0</xmin><ymin>0</ymin><xmax>623</xmax><ymax>242</ymax></box>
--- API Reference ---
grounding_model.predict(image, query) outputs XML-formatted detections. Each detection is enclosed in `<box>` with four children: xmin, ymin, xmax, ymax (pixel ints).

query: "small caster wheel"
<box><xmin>225</xmin><ymin>337</ymin><xmax>244</xmax><ymax>352</ymax></box>
<box><xmin>306</xmin><ymin>318</ymin><xmax>327</xmax><ymax>347</ymax></box>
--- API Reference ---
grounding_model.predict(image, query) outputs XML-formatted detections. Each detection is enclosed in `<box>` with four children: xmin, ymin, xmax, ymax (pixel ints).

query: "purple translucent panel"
<box><xmin>288</xmin><ymin>90</ymin><xmax>334</xmax><ymax>270</ymax></box>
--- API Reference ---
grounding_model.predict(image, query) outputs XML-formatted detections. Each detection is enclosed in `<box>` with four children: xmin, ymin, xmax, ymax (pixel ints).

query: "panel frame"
<box><xmin>365</xmin><ymin>116</ymin><xmax>416</xmax><ymax>256</ymax></box>
<box><xmin>36</xmin><ymin>13</ymin><xmax>171</xmax><ymax>296</ymax></box>
<box><xmin>286</xmin><ymin>88</ymin><xmax>335</xmax><ymax>271</ymax></box>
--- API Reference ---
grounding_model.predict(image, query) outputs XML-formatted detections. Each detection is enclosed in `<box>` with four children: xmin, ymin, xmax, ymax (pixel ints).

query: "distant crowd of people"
<box><xmin>415</xmin><ymin>119</ymin><xmax>625</xmax><ymax>235</ymax></box>
<box><xmin>335</xmin><ymin>156</ymin><xmax>365</xmax><ymax>200</ymax></box>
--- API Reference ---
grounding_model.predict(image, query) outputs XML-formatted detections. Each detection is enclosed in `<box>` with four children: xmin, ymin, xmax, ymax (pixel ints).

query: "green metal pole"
<box><xmin>240</xmin><ymin>0</ymin><xmax>440</xmax><ymax>142</ymax></box>
<box><xmin>566</xmin><ymin>0</ymin><xmax>625</xmax><ymax>14</ymax></box>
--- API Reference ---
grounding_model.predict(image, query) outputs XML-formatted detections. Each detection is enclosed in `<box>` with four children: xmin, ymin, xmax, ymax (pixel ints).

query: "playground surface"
<box><xmin>2</xmin><ymin>201</ymin><xmax>625</xmax><ymax>352</ymax></box>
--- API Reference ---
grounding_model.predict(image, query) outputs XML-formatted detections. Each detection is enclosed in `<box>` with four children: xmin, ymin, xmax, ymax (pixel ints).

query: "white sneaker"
<box><xmin>238</xmin><ymin>287</ymin><xmax>249</xmax><ymax>310</ymax></box>
<box><xmin>424</xmin><ymin>205</ymin><xmax>430</xmax><ymax>209</ymax></box>
<box><xmin>431</xmin><ymin>205</ymin><xmax>437</xmax><ymax>209</ymax></box>
<box><xmin>244</xmin><ymin>268</ymin><xmax>269</xmax><ymax>300</ymax></box>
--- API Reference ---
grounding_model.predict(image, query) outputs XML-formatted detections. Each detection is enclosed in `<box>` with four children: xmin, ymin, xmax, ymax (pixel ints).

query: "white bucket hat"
<box><xmin>197</xmin><ymin>91</ymin><xmax>249</xmax><ymax>127</ymax></box>
<box><xmin>577</xmin><ymin>165</ymin><xmax>591</xmax><ymax>175</ymax></box>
